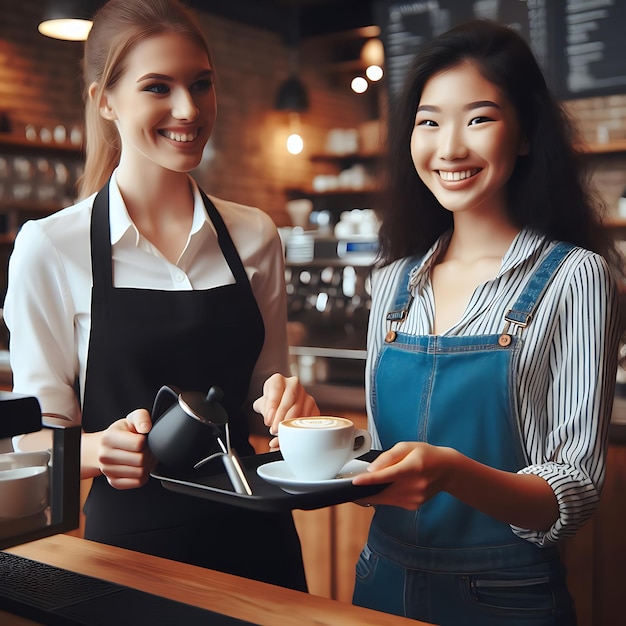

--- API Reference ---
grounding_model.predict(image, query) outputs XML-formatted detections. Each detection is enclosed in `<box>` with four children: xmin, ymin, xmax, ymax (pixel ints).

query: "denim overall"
<box><xmin>353</xmin><ymin>243</ymin><xmax>576</xmax><ymax>625</ymax></box>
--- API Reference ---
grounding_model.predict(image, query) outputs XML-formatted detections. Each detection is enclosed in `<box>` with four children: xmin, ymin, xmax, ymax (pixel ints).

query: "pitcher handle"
<box><xmin>151</xmin><ymin>384</ymin><xmax>182</xmax><ymax>423</ymax></box>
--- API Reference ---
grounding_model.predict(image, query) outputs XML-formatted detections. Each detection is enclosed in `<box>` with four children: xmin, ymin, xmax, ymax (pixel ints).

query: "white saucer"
<box><xmin>256</xmin><ymin>459</ymin><xmax>370</xmax><ymax>494</ymax></box>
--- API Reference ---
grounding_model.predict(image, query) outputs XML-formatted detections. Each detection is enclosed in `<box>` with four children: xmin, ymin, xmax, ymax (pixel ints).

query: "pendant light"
<box><xmin>275</xmin><ymin>73</ymin><xmax>309</xmax><ymax>112</ymax></box>
<box><xmin>38</xmin><ymin>0</ymin><xmax>101</xmax><ymax>41</ymax></box>
<box><xmin>275</xmin><ymin>6</ymin><xmax>309</xmax><ymax>154</ymax></box>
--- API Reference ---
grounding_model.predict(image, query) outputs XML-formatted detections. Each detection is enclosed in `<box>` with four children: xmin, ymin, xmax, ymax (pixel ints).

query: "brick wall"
<box><xmin>566</xmin><ymin>95</ymin><xmax>626</xmax><ymax>145</ymax></box>
<box><xmin>0</xmin><ymin>4</ymin><xmax>375</xmax><ymax>225</ymax></box>
<box><xmin>0</xmin><ymin>3</ymin><xmax>84</xmax><ymax>130</ymax></box>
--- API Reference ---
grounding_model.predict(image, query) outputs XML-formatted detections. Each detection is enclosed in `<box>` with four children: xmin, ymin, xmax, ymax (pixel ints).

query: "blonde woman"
<box><xmin>5</xmin><ymin>0</ymin><xmax>315</xmax><ymax>589</ymax></box>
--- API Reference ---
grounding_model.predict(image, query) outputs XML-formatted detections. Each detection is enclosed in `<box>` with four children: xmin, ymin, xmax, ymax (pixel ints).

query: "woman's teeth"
<box><xmin>161</xmin><ymin>129</ymin><xmax>198</xmax><ymax>142</ymax></box>
<box><xmin>439</xmin><ymin>169</ymin><xmax>478</xmax><ymax>181</ymax></box>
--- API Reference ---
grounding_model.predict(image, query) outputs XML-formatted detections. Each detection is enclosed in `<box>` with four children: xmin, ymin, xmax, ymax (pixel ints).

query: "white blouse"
<box><xmin>4</xmin><ymin>172</ymin><xmax>288</xmax><ymax>429</ymax></box>
<box><xmin>365</xmin><ymin>229</ymin><xmax>620</xmax><ymax>547</ymax></box>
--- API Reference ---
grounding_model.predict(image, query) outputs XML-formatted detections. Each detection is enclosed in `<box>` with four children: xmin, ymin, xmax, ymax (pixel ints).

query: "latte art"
<box><xmin>284</xmin><ymin>417</ymin><xmax>350</xmax><ymax>429</ymax></box>
<box><xmin>278</xmin><ymin>416</ymin><xmax>372</xmax><ymax>480</ymax></box>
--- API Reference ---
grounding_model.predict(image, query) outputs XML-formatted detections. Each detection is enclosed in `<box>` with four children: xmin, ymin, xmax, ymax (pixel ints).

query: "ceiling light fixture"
<box><xmin>275</xmin><ymin>75</ymin><xmax>309</xmax><ymax>112</ymax></box>
<box><xmin>38</xmin><ymin>0</ymin><xmax>101</xmax><ymax>41</ymax></box>
<box><xmin>275</xmin><ymin>6</ymin><xmax>309</xmax><ymax>154</ymax></box>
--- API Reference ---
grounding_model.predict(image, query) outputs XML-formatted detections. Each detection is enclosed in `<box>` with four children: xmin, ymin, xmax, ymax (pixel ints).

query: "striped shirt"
<box><xmin>366</xmin><ymin>228</ymin><xmax>620</xmax><ymax>546</ymax></box>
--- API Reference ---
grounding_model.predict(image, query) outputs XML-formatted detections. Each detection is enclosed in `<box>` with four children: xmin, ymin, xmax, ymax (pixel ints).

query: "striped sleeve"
<box><xmin>513</xmin><ymin>251</ymin><xmax>620</xmax><ymax>546</ymax></box>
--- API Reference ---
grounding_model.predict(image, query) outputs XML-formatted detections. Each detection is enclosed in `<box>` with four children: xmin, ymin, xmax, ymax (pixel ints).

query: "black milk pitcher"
<box><xmin>148</xmin><ymin>384</ymin><xmax>228</xmax><ymax>471</ymax></box>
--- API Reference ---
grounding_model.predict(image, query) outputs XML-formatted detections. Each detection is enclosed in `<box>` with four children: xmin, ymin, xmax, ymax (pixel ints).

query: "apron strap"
<box><xmin>197</xmin><ymin>190</ymin><xmax>251</xmax><ymax>291</ymax></box>
<box><xmin>90</xmin><ymin>184</ymin><xmax>113</xmax><ymax>313</ymax></box>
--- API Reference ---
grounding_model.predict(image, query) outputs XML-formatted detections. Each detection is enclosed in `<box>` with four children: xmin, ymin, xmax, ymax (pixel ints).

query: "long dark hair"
<box><xmin>378</xmin><ymin>19</ymin><xmax>618</xmax><ymax>272</ymax></box>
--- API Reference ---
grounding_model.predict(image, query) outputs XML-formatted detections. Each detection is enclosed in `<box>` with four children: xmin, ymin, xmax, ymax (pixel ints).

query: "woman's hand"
<box><xmin>352</xmin><ymin>441</ymin><xmax>456</xmax><ymax>510</ymax></box>
<box><xmin>252</xmin><ymin>373</ymin><xmax>320</xmax><ymax>448</ymax></box>
<box><xmin>352</xmin><ymin>442</ymin><xmax>559</xmax><ymax>529</ymax></box>
<box><xmin>97</xmin><ymin>409</ymin><xmax>156</xmax><ymax>490</ymax></box>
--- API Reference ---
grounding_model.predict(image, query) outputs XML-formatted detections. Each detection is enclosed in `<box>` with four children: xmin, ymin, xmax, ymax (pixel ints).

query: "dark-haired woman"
<box><xmin>349</xmin><ymin>19</ymin><xmax>622</xmax><ymax>625</ymax></box>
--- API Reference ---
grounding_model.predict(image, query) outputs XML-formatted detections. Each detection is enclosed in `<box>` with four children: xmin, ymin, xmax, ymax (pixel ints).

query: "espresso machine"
<box><xmin>283</xmin><ymin>228</ymin><xmax>376</xmax><ymax>399</ymax></box>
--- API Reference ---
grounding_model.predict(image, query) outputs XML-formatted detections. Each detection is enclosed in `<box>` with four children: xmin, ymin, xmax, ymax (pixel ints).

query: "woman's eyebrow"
<box><xmin>136</xmin><ymin>69</ymin><xmax>214</xmax><ymax>83</ymax></box>
<box><xmin>416</xmin><ymin>100</ymin><xmax>501</xmax><ymax>113</ymax></box>
<box><xmin>465</xmin><ymin>100</ymin><xmax>501</xmax><ymax>111</ymax></box>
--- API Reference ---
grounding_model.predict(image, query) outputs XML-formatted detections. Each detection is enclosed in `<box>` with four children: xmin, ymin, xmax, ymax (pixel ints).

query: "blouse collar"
<box><xmin>107</xmin><ymin>170</ymin><xmax>216</xmax><ymax>246</ymax></box>
<box><xmin>408</xmin><ymin>228</ymin><xmax>548</xmax><ymax>293</ymax></box>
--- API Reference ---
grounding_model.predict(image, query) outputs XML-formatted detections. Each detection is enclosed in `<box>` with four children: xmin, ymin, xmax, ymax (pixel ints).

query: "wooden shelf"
<box><xmin>0</xmin><ymin>200</ymin><xmax>64</xmax><ymax>213</ymax></box>
<box><xmin>579</xmin><ymin>139</ymin><xmax>626</xmax><ymax>154</ymax></box>
<box><xmin>323</xmin><ymin>59</ymin><xmax>369</xmax><ymax>74</ymax></box>
<box><xmin>0</xmin><ymin>133</ymin><xmax>83</xmax><ymax>157</ymax></box>
<box><xmin>310</xmin><ymin>152</ymin><xmax>382</xmax><ymax>163</ymax></box>
<box><xmin>606</xmin><ymin>218</ymin><xmax>626</xmax><ymax>228</ymax></box>
<box><xmin>308</xmin><ymin>25</ymin><xmax>381</xmax><ymax>44</ymax></box>
<box><xmin>286</xmin><ymin>186</ymin><xmax>381</xmax><ymax>198</ymax></box>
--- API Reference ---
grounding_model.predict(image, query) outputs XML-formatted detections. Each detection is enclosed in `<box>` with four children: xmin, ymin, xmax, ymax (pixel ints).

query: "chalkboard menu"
<box><xmin>554</xmin><ymin>0</ymin><xmax>626</xmax><ymax>98</ymax></box>
<box><xmin>375</xmin><ymin>0</ymin><xmax>626</xmax><ymax>101</ymax></box>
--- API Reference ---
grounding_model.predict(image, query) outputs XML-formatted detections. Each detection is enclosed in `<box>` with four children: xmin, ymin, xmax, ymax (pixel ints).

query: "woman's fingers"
<box><xmin>253</xmin><ymin>374</ymin><xmax>320</xmax><ymax>435</ymax></box>
<box><xmin>252</xmin><ymin>373</ymin><xmax>287</xmax><ymax>426</ymax></box>
<box><xmin>98</xmin><ymin>411</ymin><xmax>154</xmax><ymax>489</ymax></box>
<box><xmin>125</xmin><ymin>408</ymin><xmax>152</xmax><ymax>435</ymax></box>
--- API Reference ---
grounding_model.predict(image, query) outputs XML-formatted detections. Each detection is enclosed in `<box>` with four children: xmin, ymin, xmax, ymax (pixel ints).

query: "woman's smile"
<box><xmin>437</xmin><ymin>168</ymin><xmax>481</xmax><ymax>182</ymax></box>
<box><xmin>158</xmin><ymin>127</ymin><xmax>202</xmax><ymax>143</ymax></box>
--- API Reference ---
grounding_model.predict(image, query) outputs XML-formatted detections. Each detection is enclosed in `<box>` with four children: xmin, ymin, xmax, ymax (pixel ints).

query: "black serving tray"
<box><xmin>150</xmin><ymin>450</ymin><xmax>385</xmax><ymax>513</ymax></box>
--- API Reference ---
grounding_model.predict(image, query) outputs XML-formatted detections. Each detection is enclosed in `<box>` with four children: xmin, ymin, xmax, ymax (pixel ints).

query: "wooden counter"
<box><xmin>4</xmin><ymin>534</ymin><xmax>429</xmax><ymax>626</ymax></box>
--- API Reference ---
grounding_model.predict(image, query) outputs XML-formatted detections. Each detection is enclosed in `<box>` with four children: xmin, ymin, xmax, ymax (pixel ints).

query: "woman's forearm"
<box><xmin>80</xmin><ymin>430</ymin><xmax>104</xmax><ymax>479</ymax></box>
<box><xmin>446</xmin><ymin>449</ymin><xmax>559</xmax><ymax>531</ymax></box>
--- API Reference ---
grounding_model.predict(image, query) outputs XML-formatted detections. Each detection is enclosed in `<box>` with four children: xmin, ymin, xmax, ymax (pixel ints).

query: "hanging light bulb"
<box><xmin>366</xmin><ymin>65</ymin><xmax>384</xmax><ymax>82</ymax></box>
<box><xmin>351</xmin><ymin>76</ymin><xmax>368</xmax><ymax>94</ymax></box>
<box><xmin>286</xmin><ymin>112</ymin><xmax>304</xmax><ymax>155</ymax></box>
<box><xmin>287</xmin><ymin>133</ymin><xmax>304</xmax><ymax>155</ymax></box>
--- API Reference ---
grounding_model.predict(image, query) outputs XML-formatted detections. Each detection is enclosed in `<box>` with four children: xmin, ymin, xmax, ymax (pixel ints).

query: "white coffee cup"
<box><xmin>278</xmin><ymin>416</ymin><xmax>372</xmax><ymax>481</ymax></box>
<box><xmin>0</xmin><ymin>466</ymin><xmax>49</xmax><ymax>519</ymax></box>
<box><xmin>0</xmin><ymin>450</ymin><xmax>51</xmax><ymax>472</ymax></box>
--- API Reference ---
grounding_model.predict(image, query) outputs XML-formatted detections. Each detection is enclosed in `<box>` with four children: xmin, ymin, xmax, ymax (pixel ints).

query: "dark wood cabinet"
<box><xmin>0</xmin><ymin>133</ymin><xmax>83</xmax><ymax>304</ymax></box>
<box><xmin>560</xmin><ymin>424</ymin><xmax>626</xmax><ymax>626</ymax></box>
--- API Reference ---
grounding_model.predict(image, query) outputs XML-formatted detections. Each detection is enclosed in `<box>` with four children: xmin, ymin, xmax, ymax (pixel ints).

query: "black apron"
<box><xmin>81</xmin><ymin>181</ymin><xmax>306</xmax><ymax>591</ymax></box>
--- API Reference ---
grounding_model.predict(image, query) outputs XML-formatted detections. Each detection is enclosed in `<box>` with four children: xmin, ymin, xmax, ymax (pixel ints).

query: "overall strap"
<box><xmin>386</xmin><ymin>258</ymin><xmax>420</xmax><ymax>322</ymax></box>
<box><xmin>384</xmin><ymin>242</ymin><xmax>576</xmax><ymax>345</ymax></box>
<box><xmin>504</xmin><ymin>241</ymin><xmax>575</xmax><ymax>330</ymax></box>
<box><xmin>385</xmin><ymin>257</ymin><xmax>422</xmax><ymax>343</ymax></box>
